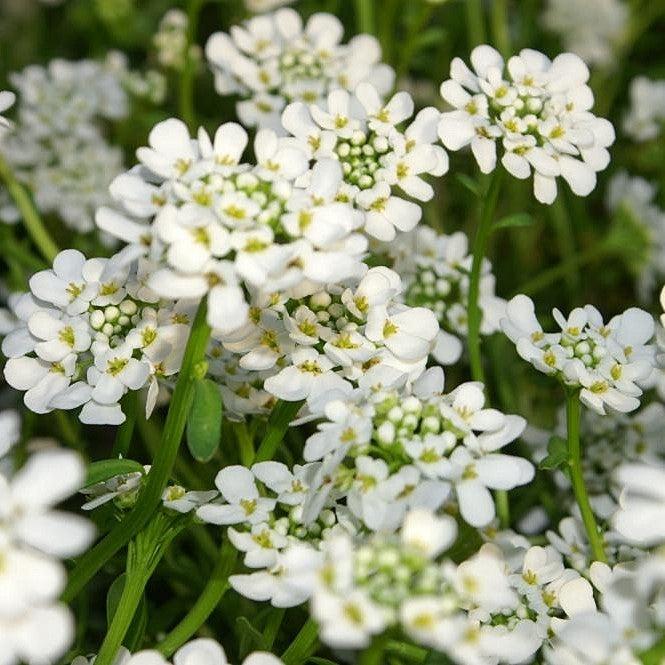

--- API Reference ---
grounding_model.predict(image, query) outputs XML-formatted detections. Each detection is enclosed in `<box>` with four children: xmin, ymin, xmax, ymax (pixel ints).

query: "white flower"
<box><xmin>205</xmin><ymin>9</ymin><xmax>394</xmax><ymax>130</ymax></box>
<box><xmin>0</xmin><ymin>449</ymin><xmax>95</xmax><ymax>557</ymax></box>
<box><xmin>312</xmin><ymin>588</ymin><xmax>386</xmax><ymax>649</ymax></box>
<box><xmin>400</xmin><ymin>508</ymin><xmax>457</xmax><ymax>558</ymax></box>
<box><xmin>197</xmin><ymin>465</ymin><xmax>276</xmax><ymax>525</ymax></box>
<box><xmin>623</xmin><ymin>76</ymin><xmax>665</xmax><ymax>142</ymax></box>
<box><xmin>612</xmin><ymin>463</ymin><xmax>665</xmax><ymax>546</ymax></box>
<box><xmin>162</xmin><ymin>486</ymin><xmax>218</xmax><ymax>514</ymax></box>
<box><xmin>438</xmin><ymin>45</ymin><xmax>614</xmax><ymax>203</ymax></box>
<box><xmin>174</xmin><ymin>638</ymin><xmax>284</xmax><ymax>665</ymax></box>
<box><xmin>502</xmin><ymin>294</ymin><xmax>656</xmax><ymax>414</ymax></box>
<box><xmin>228</xmin><ymin>523</ymin><xmax>288</xmax><ymax>568</ymax></box>
<box><xmin>541</xmin><ymin>0</ymin><xmax>628</xmax><ymax>67</ymax></box>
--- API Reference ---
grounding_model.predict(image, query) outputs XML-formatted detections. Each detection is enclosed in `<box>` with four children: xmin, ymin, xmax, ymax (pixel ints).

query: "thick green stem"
<box><xmin>495</xmin><ymin>489</ymin><xmax>510</xmax><ymax>529</ymax></box>
<box><xmin>254</xmin><ymin>400</ymin><xmax>303</xmax><ymax>464</ymax></box>
<box><xmin>113</xmin><ymin>391</ymin><xmax>139</xmax><ymax>458</ymax></box>
<box><xmin>467</xmin><ymin>169</ymin><xmax>503</xmax><ymax>385</ymax></box>
<box><xmin>549</xmin><ymin>195</ymin><xmax>580</xmax><ymax>300</ymax></box>
<box><xmin>565</xmin><ymin>390</ymin><xmax>607</xmax><ymax>563</ymax></box>
<box><xmin>95</xmin><ymin>514</ymin><xmax>185</xmax><ymax>665</ymax></box>
<box><xmin>158</xmin><ymin>538</ymin><xmax>237</xmax><ymax>656</ymax></box>
<box><xmin>63</xmin><ymin>298</ymin><xmax>211</xmax><ymax>602</ymax></box>
<box><xmin>233</xmin><ymin>421</ymin><xmax>255</xmax><ymax>467</ymax></box>
<box><xmin>0</xmin><ymin>153</ymin><xmax>58</xmax><ymax>263</ymax></box>
<box><xmin>280</xmin><ymin>618</ymin><xmax>319</xmax><ymax>665</ymax></box>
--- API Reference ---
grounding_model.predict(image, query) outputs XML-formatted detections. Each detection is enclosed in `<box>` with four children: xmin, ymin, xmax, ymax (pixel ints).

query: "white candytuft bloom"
<box><xmin>623</xmin><ymin>76</ymin><xmax>665</xmax><ymax>142</ymax></box>
<box><xmin>502</xmin><ymin>294</ymin><xmax>656</xmax><ymax>414</ymax></box>
<box><xmin>282</xmin><ymin>83</ymin><xmax>448</xmax><ymax>240</ymax></box>
<box><xmin>606</xmin><ymin>171</ymin><xmax>665</xmax><ymax>302</ymax></box>
<box><xmin>205</xmin><ymin>8</ymin><xmax>394</xmax><ymax>131</ymax></box>
<box><xmin>390</xmin><ymin>226</ymin><xmax>506</xmax><ymax>364</ymax></box>
<box><xmin>0</xmin><ymin>57</ymin><xmax>128</xmax><ymax>233</ymax></box>
<box><xmin>541</xmin><ymin>0</ymin><xmax>628</xmax><ymax>67</ymax></box>
<box><xmin>0</xmin><ymin>422</ymin><xmax>94</xmax><ymax>665</ymax></box>
<box><xmin>2</xmin><ymin>249</ymin><xmax>192</xmax><ymax>424</ymax></box>
<box><xmin>438</xmin><ymin>45</ymin><xmax>615</xmax><ymax>204</ymax></box>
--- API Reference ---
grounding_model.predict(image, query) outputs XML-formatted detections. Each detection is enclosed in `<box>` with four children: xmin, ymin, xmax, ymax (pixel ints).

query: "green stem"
<box><xmin>565</xmin><ymin>389</ymin><xmax>607</xmax><ymax>563</ymax></box>
<box><xmin>113</xmin><ymin>391</ymin><xmax>139</xmax><ymax>458</ymax></box>
<box><xmin>280</xmin><ymin>618</ymin><xmax>319</xmax><ymax>665</ymax></box>
<box><xmin>467</xmin><ymin>169</ymin><xmax>503</xmax><ymax>385</ymax></box>
<box><xmin>95</xmin><ymin>514</ymin><xmax>185</xmax><ymax>665</ymax></box>
<box><xmin>465</xmin><ymin>0</ymin><xmax>486</xmax><ymax>47</ymax></box>
<box><xmin>179</xmin><ymin>0</ymin><xmax>205</xmax><ymax>131</ymax></box>
<box><xmin>549</xmin><ymin>194</ymin><xmax>580</xmax><ymax>300</ymax></box>
<box><xmin>495</xmin><ymin>489</ymin><xmax>510</xmax><ymax>529</ymax></box>
<box><xmin>0</xmin><ymin>153</ymin><xmax>58</xmax><ymax>264</ymax></box>
<box><xmin>354</xmin><ymin>0</ymin><xmax>375</xmax><ymax>35</ymax></box>
<box><xmin>233</xmin><ymin>421</ymin><xmax>255</xmax><ymax>467</ymax></box>
<box><xmin>516</xmin><ymin>242</ymin><xmax>613</xmax><ymax>296</ymax></box>
<box><xmin>158</xmin><ymin>538</ymin><xmax>237</xmax><ymax>656</ymax></box>
<box><xmin>254</xmin><ymin>400</ymin><xmax>303</xmax><ymax>464</ymax></box>
<box><xmin>63</xmin><ymin>298</ymin><xmax>211</xmax><ymax>602</ymax></box>
<box><xmin>489</xmin><ymin>0</ymin><xmax>511</xmax><ymax>57</ymax></box>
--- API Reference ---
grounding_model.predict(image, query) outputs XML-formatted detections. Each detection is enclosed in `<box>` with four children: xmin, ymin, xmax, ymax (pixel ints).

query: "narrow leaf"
<box><xmin>493</xmin><ymin>212</ymin><xmax>536</xmax><ymax>231</ymax></box>
<box><xmin>85</xmin><ymin>459</ymin><xmax>146</xmax><ymax>488</ymax></box>
<box><xmin>455</xmin><ymin>173</ymin><xmax>481</xmax><ymax>197</ymax></box>
<box><xmin>186</xmin><ymin>378</ymin><xmax>223</xmax><ymax>462</ymax></box>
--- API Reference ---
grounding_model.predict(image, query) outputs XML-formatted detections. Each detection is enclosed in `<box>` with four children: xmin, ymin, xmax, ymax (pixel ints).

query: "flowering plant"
<box><xmin>0</xmin><ymin>1</ymin><xmax>664</xmax><ymax>664</ymax></box>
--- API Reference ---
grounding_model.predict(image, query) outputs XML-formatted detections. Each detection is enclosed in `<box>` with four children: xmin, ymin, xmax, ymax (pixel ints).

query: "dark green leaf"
<box><xmin>236</xmin><ymin>615</ymin><xmax>267</xmax><ymax>654</ymax></box>
<box><xmin>186</xmin><ymin>378</ymin><xmax>223</xmax><ymax>462</ymax></box>
<box><xmin>539</xmin><ymin>436</ymin><xmax>569</xmax><ymax>470</ymax></box>
<box><xmin>493</xmin><ymin>213</ymin><xmax>536</xmax><ymax>231</ymax></box>
<box><xmin>455</xmin><ymin>173</ymin><xmax>482</xmax><ymax>197</ymax></box>
<box><xmin>85</xmin><ymin>459</ymin><xmax>146</xmax><ymax>488</ymax></box>
<box><xmin>106</xmin><ymin>574</ymin><xmax>147</xmax><ymax>651</ymax></box>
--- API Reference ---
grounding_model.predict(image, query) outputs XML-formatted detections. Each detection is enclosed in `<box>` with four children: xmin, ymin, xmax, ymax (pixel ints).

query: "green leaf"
<box><xmin>106</xmin><ymin>574</ymin><xmax>147</xmax><ymax>651</ymax></box>
<box><xmin>186</xmin><ymin>378</ymin><xmax>223</xmax><ymax>462</ymax></box>
<box><xmin>539</xmin><ymin>436</ymin><xmax>569</xmax><ymax>470</ymax></box>
<box><xmin>236</xmin><ymin>616</ymin><xmax>267</xmax><ymax>654</ymax></box>
<box><xmin>307</xmin><ymin>659</ymin><xmax>338</xmax><ymax>665</ymax></box>
<box><xmin>493</xmin><ymin>212</ymin><xmax>536</xmax><ymax>231</ymax></box>
<box><xmin>85</xmin><ymin>459</ymin><xmax>146</xmax><ymax>487</ymax></box>
<box><xmin>455</xmin><ymin>173</ymin><xmax>481</xmax><ymax>197</ymax></box>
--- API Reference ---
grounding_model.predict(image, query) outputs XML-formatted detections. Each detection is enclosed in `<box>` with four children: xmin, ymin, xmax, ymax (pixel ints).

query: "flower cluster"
<box><xmin>0</xmin><ymin>57</ymin><xmax>127</xmax><ymax>232</ymax></box>
<box><xmin>2</xmin><ymin>249</ymin><xmax>192</xmax><ymax>424</ymax></box>
<box><xmin>623</xmin><ymin>76</ymin><xmax>665</xmax><ymax>142</ymax></box>
<box><xmin>205</xmin><ymin>9</ymin><xmax>394</xmax><ymax>132</ymax></box>
<box><xmin>606</xmin><ymin>171</ymin><xmax>665</xmax><ymax>301</ymax></box>
<box><xmin>541</xmin><ymin>0</ymin><xmax>628</xmax><ymax>67</ymax></box>
<box><xmin>0</xmin><ymin>412</ymin><xmax>94</xmax><ymax>665</ymax></box>
<box><xmin>153</xmin><ymin>9</ymin><xmax>198</xmax><ymax>71</ymax></box>
<box><xmin>502</xmin><ymin>294</ymin><xmax>656</xmax><ymax>413</ymax></box>
<box><xmin>438</xmin><ymin>45</ymin><xmax>615</xmax><ymax>203</ymax></box>
<box><xmin>97</xmin><ymin>117</ymin><xmax>371</xmax><ymax>336</ymax></box>
<box><xmin>390</xmin><ymin>226</ymin><xmax>506</xmax><ymax>364</ymax></box>
<box><xmin>283</xmin><ymin>83</ymin><xmax>448</xmax><ymax>240</ymax></box>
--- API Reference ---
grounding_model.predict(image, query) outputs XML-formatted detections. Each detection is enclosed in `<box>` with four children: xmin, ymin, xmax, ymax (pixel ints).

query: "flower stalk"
<box><xmin>63</xmin><ymin>297</ymin><xmax>211</xmax><ymax>602</ymax></box>
<box><xmin>565</xmin><ymin>388</ymin><xmax>607</xmax><ymax>563</ymax></box>
<box><xmin>467</xmin><ymin>168</ymin><xmax>503</xmax><ymax>385</ymax></box>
